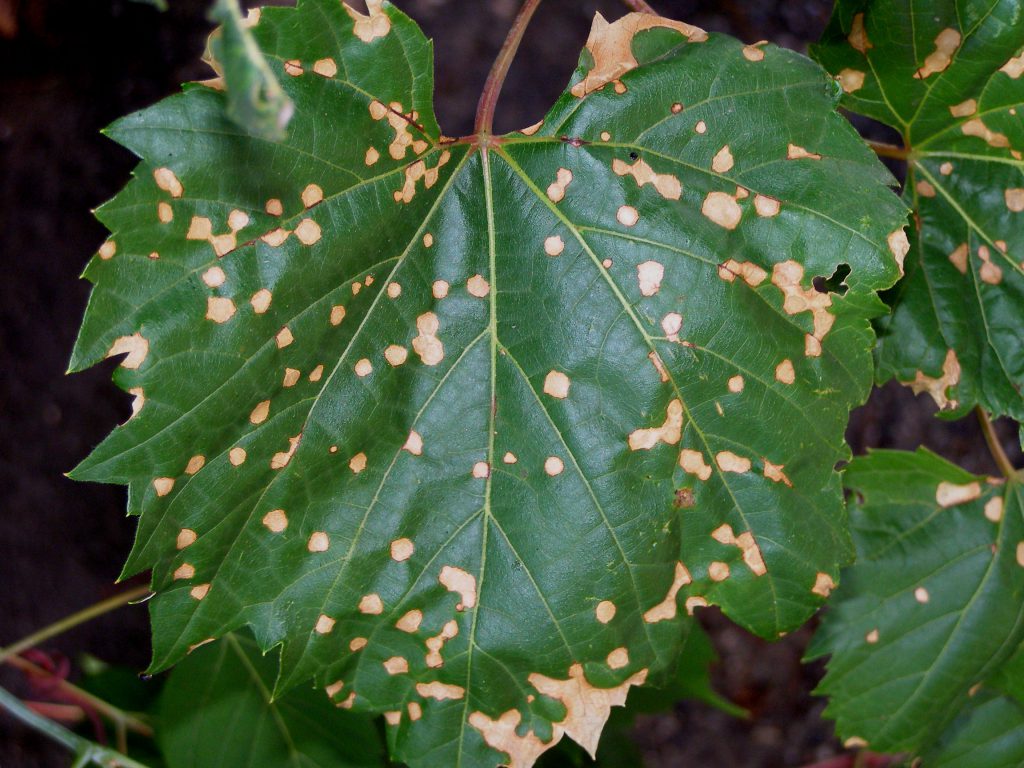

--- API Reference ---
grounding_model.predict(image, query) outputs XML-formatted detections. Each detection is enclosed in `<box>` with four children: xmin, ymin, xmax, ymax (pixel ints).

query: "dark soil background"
<box><xmin>0</xmin><ymin>1</ymin><xmax>1020</xmax><ymax>766</ymax></box>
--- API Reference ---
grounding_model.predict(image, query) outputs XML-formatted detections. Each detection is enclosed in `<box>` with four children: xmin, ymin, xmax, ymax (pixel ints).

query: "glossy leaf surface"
<box><xmin>72</xmin><ymin>2</ymin><xmax>906</xmax><ymax>765</ymax></box>
<box><xmin>813</xmin><ymin>0</ymin><xmax>1024</xmax><ymax>420</ymax></box>
<box><xmin>809</xmin><ymin>449</ymin><xmax>1024</xmax><ymax>754</ymax></box>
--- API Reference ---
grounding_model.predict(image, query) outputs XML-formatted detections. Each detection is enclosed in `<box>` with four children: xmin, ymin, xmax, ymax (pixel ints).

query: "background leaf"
<box><xmin>808</xmin><ymin>449</ymin><xmax>1024</xmax><ymax>754</ymax></box>
<box><xmin>813</xmin><ymin>0</ymin><xmax>1024</xmax><ymax>420</ymax></box>
<box><xmin>71</xmin><ymin>1</ymin><xmax>906</xmax><ymax>765</ymax></box>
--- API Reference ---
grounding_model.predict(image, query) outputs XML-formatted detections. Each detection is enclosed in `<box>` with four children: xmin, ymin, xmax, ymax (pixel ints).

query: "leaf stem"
<box><xmin>867</xmin><ymin>139</ymin><xmax>909</xmax><ymax>160</ymax></box>
<box><xmin>474</xmin><ymin>0</ymin><xmax>543</xmax><ymax>136</ymax></box>
<box><xmin>0</xmin><ymin>685</ymin><xmax>152</xmax><ymax>768</ymax></box>
<box><xmin>0</xmin><ymin>585</ymin><xmax>150</xmax><ymax>665</ymax></box>
<box><xmin>5</xmin><ymin>655</ymin><xmax>154</xmax><ymax>738</ymax></box>
<box><xmin>621</xmin><ymin>0</ymin><xmax>658</xmax><ymax>12</ymax></box>
<box><xmin>976</xmin><ymin>407</ymin><xmax>1017</xmax><ymax>479</ymax></box>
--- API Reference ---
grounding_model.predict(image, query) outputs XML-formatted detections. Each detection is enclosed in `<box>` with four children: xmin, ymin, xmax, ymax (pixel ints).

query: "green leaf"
<box><xmin>158</xmin><ymin>633</ymin><xmax>384</xmax><ymax>768</ymax></box>
<box><xmin>812</xmin><ymin>0</ymin><xmax>1024</xmax><ymax>420</ymax></box>
<box><xmin>71</xmin><ymin>2</ymin><xmax>906</xmax><ymax>765</ymax></box>
<box><xmin>808</xmin><ymin>449</ymin><xmax>1024</xmax><ymax>754</ymax></box>
<box><xmin>923</xmin><ymin>691</ymin><xmax>1024</xmax><ymax>768</ymax></box>
<box><xmin>207</xmin><ymin>0</ymin><xmax>295</xmax><ymax>141</ymax></box>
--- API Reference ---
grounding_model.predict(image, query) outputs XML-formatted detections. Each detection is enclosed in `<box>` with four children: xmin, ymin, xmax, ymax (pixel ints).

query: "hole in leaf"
<box><xmin>813</xmin><ymin>263</ymin><xmax>851</xmax><ymax>295</ymax></box>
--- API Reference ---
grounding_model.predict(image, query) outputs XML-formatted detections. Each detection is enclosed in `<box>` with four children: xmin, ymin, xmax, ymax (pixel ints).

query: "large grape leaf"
<box><xmin>808</xmin><ymin>449</ymin><xmax>1024</xmax><ymax>755</ymax></box>
<box><xmin>158</xmin><ymin>632</ymin><xmax>384</xmax><ymax>767</ymax></box>
<box><xmin>69</xmin><ymin>2</ymin><xmax>907</xmax><ymax>765</ymax></box>
<box><xmin>813</xmin><ymin>0</ymin><xmax>1024</xmax><ymax>421</ymax></box>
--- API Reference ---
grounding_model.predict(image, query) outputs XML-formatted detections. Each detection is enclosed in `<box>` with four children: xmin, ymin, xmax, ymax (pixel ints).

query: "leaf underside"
<box><xmin>72</xmin><ymin>2</ymin><xmax>906</xmax><ymax>765</ymax></box>
<box><xmin>813</xmin><ymin>0</ymin><xmax>1024</xmax><ymax>420</ymax></box>
<box><xmin>808</xmin><ymin>449</ymin><xmax>1024</xmax><ymax>757</ymax></box>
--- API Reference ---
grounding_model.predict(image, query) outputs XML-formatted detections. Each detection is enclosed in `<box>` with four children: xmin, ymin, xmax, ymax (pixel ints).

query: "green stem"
<box><xmin>5</xmin><ymin>655</ymin><xmax>153</xmax><ymax>738</ymax></box>
<box><xmin>622</xmin><ymin>0</ymin><xmax>658</xmax><ymax>12</ymax></box>
<box><xmin>867</xmin><ymin>139</ymin><xmax>909</xmax><ymax>160</ymax></box>
<box><xmin>0</xmin><ymin>585</ymin><xmax>150</xmax><ymax>665</ymax></box>
<box><xmin>0</xmin><ymin>685</ymin><xmax>152</xmax><ymax>768</ymax></box>
<box><xmin>474</xmin><ymin>0</ymin><xmax>543</xmax><ymax>135</ymax></box>
<box><xmin>976</xmin><ymin>407</ymin><xmax>1017</xmax><ymax>479</ymax></box>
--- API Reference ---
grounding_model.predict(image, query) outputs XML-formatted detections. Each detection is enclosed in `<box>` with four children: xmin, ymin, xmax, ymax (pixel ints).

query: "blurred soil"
<box><xmin>0</xmin><ymin>0</ymin><xmax>1019</xmax><ymax>766</ymax></box>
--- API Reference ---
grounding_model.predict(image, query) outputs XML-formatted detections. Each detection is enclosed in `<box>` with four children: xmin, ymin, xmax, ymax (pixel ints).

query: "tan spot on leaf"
<box><xmin>330</xmin><ymin>305</ymin><xmax>346</xmax><ymax>326</ymax></box>
<box><xmin>520</xmin><ymin>120</ymin><xmax>544</xmax><ymax>136</ymax></box>
<box><xmin>344</xmin><ymin>0</ymin><xmax>391</xmax><ymax>42</ymax></box>
<box><xmin>914</xmin><ymin>587</ymin><xmax>930</xmax><ymax>604</ymax></box>
<box><xmin>106</xmin><ymin>333</ymin><xmax>149</xmax><ymax>370</ymax></box>
<box><xmin>763</xmin><ymin>459</ymin><xmax>792</xmax><ymax>486</ymax></box>
<box><xmin>502</xmin><ymin>452</ymin><xmax>518</xmax><ymax>465</ymax></box>
<box><xmin>628</xmin><ymin>399</ymin><xmax>683</xmax><ymax>450</ymax></box>
<box><xmin>383</xmin><ymin>656</ymin><xmax>408</xmax><ymax>675</ymax></box>
<box><xmin>716</xmin><ymin>451</ymin><xmax>751</xmax><ymax>473</ymax></box>
<box><xmin>364</xmin><ymin>147</ymin><xmax>380</xmax><ymax>166</ymax></box>
<box><xmin>845</xmin><ymin>737</ymin><xmax>868</xmax><ymax>749</ymax></box>
<box><xmin>301</xmin><ymin>184</ymin><xmax>323</xmax><ymax>208</ymax></box>
<box><xmin>407</xmin><ymin>702</ymin><xmax>422</xmax><ymax>721</ymax></box>
<box><xmin>1005</xmin><ymin>188</ymin><xmax>1024</xmax><ymax>212</ymax></box>
<box><xmin>467</xmin><ymin>274</ymin><xmax>490</xmax><ymax>298</ymax></box>
<box><xmin>711</xmin><ymin>523</ymin><xmax>767</xmax><ymax>576</ymax></box>
<box><xmin>916</xmin><ymin>180</ymin><xmax>936</xmax><ymax>197</ymax></box>
<box><xmin>936</xmin><ymin>480</ymin><xmax>982</xmax><ymax>507</ymax></box>
<box><xmin>439</xmin><ymin>565</ymin><xmax>477</xmax><ymax>610</ymax></box>
<box><xmin>718</xmin><ymin>261</ymin><xmax>767</xmax><ymax>289</ymax></box>
<box><xmin>229</xmin><ymin>447</ymin><xmax>247</xmax><ymax>466</ymax></box>
<box><xmin>308</xmin><ymin>531</ymin><xmax>330</xmax><ymax>553</ymax></box>
<box><xmin>312</xmin><ymin>57</ymin><xmax>337</xmax><ymax>77</ymax></box>
<box><xmin>349</xmin><ymin>637</ymin><xmax>368</xmax><ymax>651</ymax></box>
<box><xmin>962</xmin><ymin>118</ymin><xmax>1010</xmax><ymax>148</ymax></box>
<box><xmin>662</xmin><ymin>313</ymin><xmax>683</xmax><ymax>341</ymax></box>
<box><xmin>315</xmin><ymin>615</ymin><xmax>336</xmax><ymax>634</ymax></box>
<box><xmin>915</xmin><ymin>28</ymin><xmax>960</xmax><ymax>79</ymax></box>
<box><xmin>888</xmin><ymin>229</ymin><xmax>910</xmax><ymax>275</ymax></box>
<box><xmin>153</xmin><ymin>167</ymin><xmax>184</xmax><ymax>197</ymax></box>
<box><xmin>359</xmin><ymin>593</ymin><xmax>383</xmax><ymax>614</ymax></box>
<box><xmin>812</xmin><ymin>572</ymin><xmax>835</xmax><ymax>597</ymax></box>
<box><xmin>396</xmin><ymin>609</ymin><xmax>422</xmax><ymax>633</ymax></box>
<box><xmin>309</xmin><ymin>364</ymin><xmax>324</xmax><ymax>382</ymax></box>
<box><xmin>349</xmin><ymin>452</ymin><xmax>367</xmax><ymax>474</ymax></box>
<box><xmin>949</xmin><ymin>98</ymin><xmax>977</xmax><ymax>117</ymax></box>
<box><xmin>772</xmin><ymin>261</ymin><xmax>834</xmax><ymax>350</ymax></box>
<box><xmin>430</xmin><ymin>280</ymin><xmax>449</xmax><ymax>300</ymax></box>
<box><xmin>695</xmin><ymin>119</ymin><xmax>707</xmax><ymax>134</ymax></box>
<box><xmin>727</xmin><ymin>375</ymin><xmax>744</xmax><ymax>393</ymax></box>
<box><xmin>416</xmin><ymin>681</ymin><xmax>466</xmax><ymax>701</ymax></box>
<box><xmin>543</xmin><ymin>370</ymin><xmax>571</xmax><ymax>399</ymax></box>
<box><xmin>837</xmin><ymin>68</ymin><xmax>865</xmax><ymax>92</ymax></box>
<box><xmin>325</xmin><ymin>680</ymin><xmax>344</xmax><ymax>699</ymax></box>
<box><xmin>98</xmin><ymin>240</ymin><xmax>116</xmax><ymax>260</ymax></box>
<box><xmin>605</xmin><ymin>648</ymin><xmax>630</xmax><ymax>670</ymax></box>
<box><xmin>425</xmin><ymin>620</ymin><xmax>459</xmax><ymax>668</ymax></box>
<box><xmin>903</xmin><ymin>348</ymin><xmax>961</xmax><ymax>410</ymax></box>
<box><xmin>547</xmin><ymin>168</ymin><xmax>573</xmax><ymax>202</ymax></box>
<box><xmin>528</xmin><ymin>663</ymin><xmax>649</xmax><ymax>759</ymax></box>
<box><xmin>708</xmin><ymin>561</ymin><xmax>730</xmax><ymax>582</ymax></box>
<box><xmin>283</xmin><ymin>60</ymin><xmax>303</xmax><ymax>76</ymax></box>
<box><xmin>337</xmin><ymin>692</ymin><xmax>356</xmax><ymax>709</ymax></box>
<box><xmin>742</xmin><ymin>41</ymin><xmax>767</xmax><ymax>61</ymax></box>
<box><xmin>866</xmin><ymin>629</ymin><xmax>880</xmax><ymax>644</ymax></box>
<box><xmin>394</xmin><ymin>150</ymin><xmax>451</xmax><ymax>203</ymax></box>
<box><xmin>775</xmin><ymin>359</ymin><xmax>795</xmax><ymax>384</ymax></box>
<box><xmin>206</xmin><ymin>297</ymin><xmax>236</xmax><ymax>323</ymax></box>
<box><xmin>636</xmin><ymin>260</ymin><xmax>664</xmax><ymax>296</ymax></box>
<box><xmin>702</xmin><ymin>191</ymin><xmax>742</xmax><ymax>229</ymax></box>
<box><xmin>848</xmin><ymin>12</ymin><xmax>872</xmax><ymax>53</ymax></box>
<box><xmin>1001</xmin><ymin>52</ymin><xmax>1024</xmax><ymax>78</ymax></box>
<box><xmin>248</xmin><ymin>399</ymin><xmax>271</xmax><ymax>425</ymax></box>
<box><xmin>383</xmin><ymin>710</ymin><xmax>401</xmax><ymax>725</ymax></box>
<box><xmin>391</xmin><ymin>537</ymin><xmax>415</xmax><ymax>562</ymax></box>
<box><xmin>787</xmin><ymin>144</ymin><xmax>821</xmax><ymax>160</ymax></box>
<box><xmin>679</xmin><ymin>449</ymin><xmax>712</xmax><ymax>481</ymax></box>
<box><xmin>595</xmin><ymin>600</ymin><xmax>616</xmax><ymax>624</ymax></box>
<box><xmin>544</xmin><ymin>456</ymin><xmax>565</xmax><ymax>476</ymax></box>
<box><xmin>283</xmin><ymin>368</ymin><xmax>300</xmax><ymax>388</ymax></box>
<box><xmin>295</xmin><ymin>218</ymin><xmax>322</xmax><ymax>245</ymax></box>
<box><xmin>978</xmin><ymin>245</ymin><xmax>1003</xmax><ymax>284</ymax></box>
<box><xmin>153</xmin><ymin>477</ymin><xmax>175</xmax><ymax>497</ymax></box>
<box><xmin>413</xmin><ymin>312</ymin><xmax>444</xmax><ymax>365</ymax></box>
<box><xmin>472</xmin><ymin>461</ymin><xmax>490</xmax><ymax>479</ymax></box>
<box><xmin>265</xmin><ymin>198</ymin><xmax>283</xmax><ymax>216</ymax></box>
<box><xmin>544</xmin><ymin>235</ymin><xmax>565</xmax><ymax>256</ymax></box>
<box><xmin>711</xmin><ymin>145</ymin><xmax>734</xmax><ymax>173</ymax></box>
<box><xmin>157</xmin><ymin>202</ymin><xmax>173</xmax><ymax>223</ymax></box>
<box><xmin>570</xmin><ymin>12</ymin><xmax>706</xmax><ymax>98</ymax></box>
<box><xmin>270</xmin><ymin>434</ymin><xmax>300</xmax><ymax>469</ymax></box>
<box><xmin>753</xmin><ymin>194</ymin><xmax>780</xmax><ymax>217</ymax></box>
<box><xmin>423</xmin><ymin>232</ymin><xmax>434</xmax><ymax>248</ymax></box>
<box><xmin>190</xmin><ymin>584</ymin><xmax>210</xmax><ymax>601</ymax></box>
<box><xmin>262</xmin><ymin>509</ymin><xmax>288</xmax><ymax>533</ymax></box>
<box><xmin>261</xmin><ymin>227</ymin><xmax>289</xmax><ymax>247</ymax></box>
<box><xmin>612</xmin><ymin>157</ymin><xmax>681</xmax><ymax>200</ymax></box>
<box><xmin>1017</xmin><ymin>542</ymin><xmax>1024</xmax><ymax>567</ymax></box>
<box><xmin>250</xmin><ymin>289</ymin><xmax>272</xmax><ymax>314</ymax></box>
<box><xmin>355</xmin><ymin>358</ymin><xmax>373</xmax><ymax>378</ymax></box>
<box><xmin>385</xmin><ymin>282</ymin><xmax>402</xmax><ymax>299</ymax></box>
<box><xmin>468</xmin><ymin>709</ymin><xmax>554</xmax><ymax>768</ymax></box>
<box><xmin>275</xmin><ymin>327</ymin><xmax>294</xmax><ymax>349</ymax></box>
<box><xmin>985</xmin><ymin>496</ymin><xmax>1004</xmax><ymax>522</ymax></box>
<box><xmin>177</xmin><ymin>529</ymin><xmax>197</xmax><ymax>549</ymax></box>
<box><xmin>173</xmin><ymin>563</ymin><xmax>194</xmax><ymax>580</ymax></box>
<box><xmin>616</xmin><ymin>205</ymin><xmax>639</xmax><ymax>227</ymax></box>
<box><xmin>128</xmin><ymin>387</ymin><xmax>145</xmax><ymax>418</ymax></box>
<box><xmin>648</xmin><ymin>351</ymin><xmax>669</xmax><ymax>382</ymax></box>
<box><xmin>685</xmin><ymin>596</ymin><xmax>708</xmax><ymax>614</ymax></box>
<box><xmin>643</xmin><ymin>561</ymin><xmax>691</xmax><ymax>623</ymax></box>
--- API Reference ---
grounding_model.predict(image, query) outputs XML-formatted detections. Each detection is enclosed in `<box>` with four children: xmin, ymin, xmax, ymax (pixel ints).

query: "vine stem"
<box><xmin>474</xmin><ymin>0</ymin><xmax>543</xmax><ymax>135</ymax></box>
<box><xmin>976</xmin><ymin>407</ymin><xmax>1017</xmax><ymax>479</ymax></box>
<box><xmin>0</xmin><ymin>584</ymin><xmax>151</xmax><ymax>665</ymax></box>
<box><xmin>0</xmin><ymin>685</ymin><xmax>151</xmax><ymax>768</ymax></box>
<box><xmin>621</xmin><ymin>0</ymin><xmax>658</xmax><ymax>12</ymax></box>
<box><xmin>867</xmin><ymin>139</ymin><xmax>910</xmax><ymax>160</ymax></box>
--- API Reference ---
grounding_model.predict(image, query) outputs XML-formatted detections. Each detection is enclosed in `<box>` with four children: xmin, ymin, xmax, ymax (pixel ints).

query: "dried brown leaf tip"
<box><xmin>571</xmin><ymin>12</ymin><xmax>707</xmax><ymax>98</ymax></box>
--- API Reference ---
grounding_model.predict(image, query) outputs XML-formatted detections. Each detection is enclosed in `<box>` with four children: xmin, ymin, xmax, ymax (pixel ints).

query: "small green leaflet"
<box><xmin>808</xmin><ymin>449</ymin><xmax>1024</xmax><ymax>756</ymax></box>
<box><xmin>813</xmin><ymin>0</ymin><xmax>1024</xmax><ymax>421</ymax></box>
<box><xmin>159</xmin><ymin>633</ymin><xmax>384</xmax><ymax>767</ymax></box>
<box><xmin>71</xmin><ymin>2</ymin><xmax>905</xmax><ymax>765</ymax></box>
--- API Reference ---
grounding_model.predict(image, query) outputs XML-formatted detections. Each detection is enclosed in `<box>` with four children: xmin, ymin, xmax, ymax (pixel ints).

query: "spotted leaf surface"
<box><xmin>808</xmin><ymin>449</ymin><xmax>1024</xmax><ymax>755</ymax></box>
<box><xmin>813</xmin><ymin>0</ymin><xmax>1024</xmax><ymax>420</ymax></box>
<box><xmin>72</xmin><ymin>2</ymin><xmax>906</xmax><ymax>766</ymax></box>
<box><xmin>159</xmin><ymin>633</ymin><xmax>384</xmax><ymax>768</ymax></box>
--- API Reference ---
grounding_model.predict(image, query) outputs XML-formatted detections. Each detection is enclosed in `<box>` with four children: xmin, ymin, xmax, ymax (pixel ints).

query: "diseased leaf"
<box><xmin>813</xmin><ymin>0</ymin><xmax>1024</xmax><ymax>420</ymax></box>
<box><xmin>158</xmin><ymin>632</ymin><xmax>384</xmax><ymax>768</ymax></box>
<box><xmin>808</xmin><ymin>449</ymin><xmax>1024</xmax><ymax>754</ymax></box>
<box><xmin>71</xmin><ymin>2</ymin><xmax>906</xmax><ymax>765</ymax></box>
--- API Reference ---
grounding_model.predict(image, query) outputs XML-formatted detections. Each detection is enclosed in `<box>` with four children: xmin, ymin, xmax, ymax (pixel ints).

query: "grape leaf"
<box><xmin>808</xmin><ymin>449</ymin><xmax>1024</xmax><ymax>754</ymax></box>
<box><xmin>158</xmin><ymin>632</ymin><xmax>384</xmax><ymax>768</ymax></box>
<box><xmin>70</xmin><ymin>2</ymin><xmax>906</xmax><ymax>765</ymax></box>
<box><xmin>812</xmin><ymin>0</ymin><xmax>1024</xmax><ymax>420</ymax></box>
